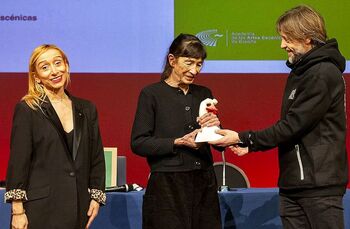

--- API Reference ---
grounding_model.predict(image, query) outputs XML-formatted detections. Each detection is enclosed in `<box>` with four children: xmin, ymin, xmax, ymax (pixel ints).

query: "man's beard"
<box><xmin>289</xmin><ymin>51</ymin><xmax>304</xmax><ymax>64</ymax></box>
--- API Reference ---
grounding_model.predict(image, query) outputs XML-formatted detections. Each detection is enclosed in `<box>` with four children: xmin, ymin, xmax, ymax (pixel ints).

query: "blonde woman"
<box><xmin>5</xmin><ymin>45</ymin><xmax>106</xmax><ymax>229</ymax></box>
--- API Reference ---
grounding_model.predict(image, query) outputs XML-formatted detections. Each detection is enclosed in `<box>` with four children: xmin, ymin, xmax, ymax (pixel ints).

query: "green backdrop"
<box><xmin>175</xmin><ymin>0</ymin><xmax>350</xmax><ymax>60</ymax></box>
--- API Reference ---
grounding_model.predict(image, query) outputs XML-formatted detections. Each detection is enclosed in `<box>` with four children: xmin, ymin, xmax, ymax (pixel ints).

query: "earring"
<box><xmin>35</xmin><ymin>80</ymin><xmax>44</xmax><ymax>93</ymax></box>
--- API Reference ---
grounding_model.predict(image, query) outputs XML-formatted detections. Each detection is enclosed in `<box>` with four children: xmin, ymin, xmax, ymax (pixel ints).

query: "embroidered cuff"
<box><xmin>4</xmin><ymin>189</ymin><xmax>28</xmax><ymax>203</ymax></box>
<box><xmin>89</xmin><ymin>188</ymin><xmax>106</xmax><ymax>205</ymax></box>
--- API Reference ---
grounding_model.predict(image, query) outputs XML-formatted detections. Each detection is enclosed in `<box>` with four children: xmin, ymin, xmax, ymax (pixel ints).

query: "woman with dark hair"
<box><xmin>5</xmin><ymin>44</ymin><xmax>106</xmax><ymax>229</ymax></box>
<box><xmin>131</xmin><ymin>34</ymin><xmax>222</xmax><ymax>229</ymax></box>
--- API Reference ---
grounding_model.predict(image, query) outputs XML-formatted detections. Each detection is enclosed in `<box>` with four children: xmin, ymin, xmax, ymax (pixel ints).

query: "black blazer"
<box><xmin>6</xmin><ymin>93</ymin><xmax>105</xmax><ymax>228</ymax></box>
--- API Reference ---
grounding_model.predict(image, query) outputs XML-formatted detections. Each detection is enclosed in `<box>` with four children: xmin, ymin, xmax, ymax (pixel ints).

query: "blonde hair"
<box><xmin>276</xmin><ymin>5</ymin><xmax>327</xmax><ymax>46</ymax></box>
<box><xmin>22</xmin><ymin>44</ymin><xmax>70</xmax><ymax>110</ymax></box>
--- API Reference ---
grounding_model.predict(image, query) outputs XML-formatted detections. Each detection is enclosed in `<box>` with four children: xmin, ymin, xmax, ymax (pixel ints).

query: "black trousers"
<box><xmin>142</xmin><ymin>169</ymin><xmax>222</xmax><ymax>229</ymax></box>
<box><xmin>279</xmin><ymin>195</ymin><xmax>344</xmax><ymax>229</ymax></box>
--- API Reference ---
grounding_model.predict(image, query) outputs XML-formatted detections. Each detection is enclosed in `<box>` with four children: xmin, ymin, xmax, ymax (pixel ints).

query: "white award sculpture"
<box><xmin>195</xmin><ymin>98</ymin><xmax>223</xmax><ymax>143</ymax></box>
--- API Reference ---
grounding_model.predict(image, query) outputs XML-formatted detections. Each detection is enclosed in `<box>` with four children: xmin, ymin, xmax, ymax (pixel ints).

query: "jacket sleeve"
<box><xmin>5</xmin><ymin>102</ymin><xmax>32</xmax><ymax>202</ymax></box>
<box><xmin>88</xmin><ymin>103</ymin><xmax>106</xmax><ymax>204</ymax></box>
<box><xmin>130</xmin><ymin>89</ymin><xmax>176</xmax><ymax>157</ymax></box>
<box><xmin>239</xmin><ymin>73</ymin><xmax>332</xmax><ymax>152</ymax></box>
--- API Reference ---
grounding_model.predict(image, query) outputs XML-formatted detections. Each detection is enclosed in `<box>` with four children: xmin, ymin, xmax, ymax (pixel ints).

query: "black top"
<box><xmin>65</xmin><ymin>129</ymin><xmax>74</xmax><ymax>158</ymax></box>
<box><xmin>239</xmin><ymin>39</ymin><xmax>348</xmax><ymax>197</ymax></box>
<box><xmin>131</xmin><ymin>81</ymin><xmax>220</xmax><ymax>172</ymax></box>
<box><xmin>5</xmin><ymin>93</ymin><xmax>106</xmax><ymax>228</ymax></box>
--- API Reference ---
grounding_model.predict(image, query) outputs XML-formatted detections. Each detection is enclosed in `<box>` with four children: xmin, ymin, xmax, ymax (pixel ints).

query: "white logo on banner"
<box><xmin>196</xmin><ymin>29</ymin><xmax>280</xmax><ymax>47</ymax></box>
<box><xmin>196</xmin><ymin>29</ymin><xmax>223</xmax><ymax>47</ymax></box>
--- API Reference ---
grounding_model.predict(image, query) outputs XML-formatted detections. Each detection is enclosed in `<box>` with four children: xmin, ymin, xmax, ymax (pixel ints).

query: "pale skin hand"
<box><xmin>85</xmin><ymin>199</ymin><xmax>100</xmax><ymax>229</ymax></box>
<box><xmin>208</xmin><ymin>129</ymin><xmax>240</xmax><ymax>147</ymax></box>
<box><xmin>174</xmin><ymin>129</ymin><xmax>201</xmax><ymax>149</ymax></box>
<box><xmin>11</xmin><ymin>201</ymin><xmax>28</xmax><ymax>229</ymax></box>
<box><xmin>229</xmin><ymin>145</ymin><xmax>249</xmax><ymax>156</ymax></box>
<box><xmin>197</xmin><ymin>112</ymin><xmax>220</xmax><ymax>127</ymax></box>
<box><xmin>11</xmin><ymin>214</ymin><xmax>28</xmax><ymax>229</ymax></box>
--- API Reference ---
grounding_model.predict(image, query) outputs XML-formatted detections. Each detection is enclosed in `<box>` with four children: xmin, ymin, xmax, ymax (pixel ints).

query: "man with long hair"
<box><xmin>209</xmin><ymin>5</ymin><xmax>348</xmax><ymax>229</ymax></box>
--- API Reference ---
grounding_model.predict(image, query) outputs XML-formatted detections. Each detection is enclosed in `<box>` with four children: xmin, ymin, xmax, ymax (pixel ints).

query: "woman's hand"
<box><xmin>86</xmin><ymin>199</ymin><xmax>100</xmax><ymax>229</ymax></box>
<box><xmin>174</xmin><ymin>129</ymin><xmax>201</xmax><ymax>149</ymax></box>
<box><xmin>11</xmin><ymin>214</ymin><xmax>28</xmax><ymax>229</ymax></box>
<box><xmin>11</xmin><ymin>201</ymin><xmax>28</xmax><ymax>229</ymax></box>
<box><xmin>197</xmin><ymin>112</ymin><xmax>220</xmax><ymax>128</ymax></box>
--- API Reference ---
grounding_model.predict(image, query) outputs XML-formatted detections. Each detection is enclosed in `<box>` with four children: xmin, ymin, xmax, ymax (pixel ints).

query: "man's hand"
<box><xmin>208</xmin><ymin>129</ymin><xmax>240</xmax><ymax>147</ymax></box>
<box><xmin>229</xmin><ymin>145</ymin><xmax>249</xmax><ymax>156</ymax></box>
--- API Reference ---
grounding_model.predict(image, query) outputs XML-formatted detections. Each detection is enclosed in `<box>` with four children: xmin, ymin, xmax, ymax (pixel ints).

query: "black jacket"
<box><xmin>239</xmin><ymin>39</ymin><xmax>348</xmax><ymax>196</ymax></box>
<box><xmin>6</xmin><ymin>93</ymin><xmax>105</xmax><ymax>228</ymax></box>
<box><xmin>131</xmin><ymin>81</ymin><xmax>219</xmax><ymax>172</ymax></box>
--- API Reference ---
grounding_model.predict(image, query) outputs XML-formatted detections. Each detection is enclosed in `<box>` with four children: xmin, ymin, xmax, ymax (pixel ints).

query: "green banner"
<box><xmin>175</xmin><ymin>0</ymin><xmax>350</xmax><ymax>60</ymax></box>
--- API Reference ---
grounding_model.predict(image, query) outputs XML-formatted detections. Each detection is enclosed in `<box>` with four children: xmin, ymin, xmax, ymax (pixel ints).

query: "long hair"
<box><xmin>161</xmin><ymin>34</ymin><xmax>207</xmax><ymax>80</ymax></box>
<box><xmin>22</xmin><ymin>44</ymin><xmax>70</xmax><ymax>110</ymax></box>
<box><xmin>276</xmin><ymin>5</ymin><xmax>327</xmax><ymax>46</ymax></box>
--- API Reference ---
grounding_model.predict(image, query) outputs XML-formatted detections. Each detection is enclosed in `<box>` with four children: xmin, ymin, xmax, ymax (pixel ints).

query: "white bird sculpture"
<box><xmin>195</xmin><ymin>98</ymin><xmax>223</xmax><ymax>143</ymax></box>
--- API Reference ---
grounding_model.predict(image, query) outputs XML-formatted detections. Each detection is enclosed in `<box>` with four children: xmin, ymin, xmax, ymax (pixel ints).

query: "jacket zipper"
<box><xmin>295</xmin><ymin>144</ymin><xmax>305</xmax><ymax>180</ymax></box>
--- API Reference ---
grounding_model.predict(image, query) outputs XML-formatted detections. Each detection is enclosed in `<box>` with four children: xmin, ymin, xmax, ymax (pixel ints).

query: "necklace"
<box><xmin>49</xmin><ymin>93</ymin><xmax>68</xmax><ymax>104</ymax></box>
